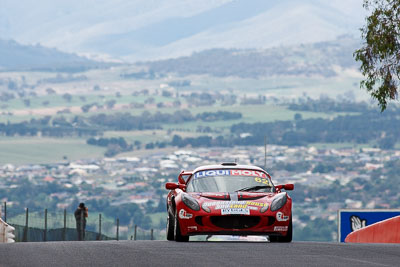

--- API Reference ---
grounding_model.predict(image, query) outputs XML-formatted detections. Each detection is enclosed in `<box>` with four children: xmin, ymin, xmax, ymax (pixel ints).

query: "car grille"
<box><xmin>210</xmin><ymin>216</ymin><xmax>260</xmax><ymax>229</ymax></box>
<box><xmin>195</xmin><ymin>216</ymin><xmax>204</xmax><ymax>226</ymax></box>
<box><xmin>267</xmin><ymin>216</ymin><xmax>275</xmax><ymax>226</ymax></box>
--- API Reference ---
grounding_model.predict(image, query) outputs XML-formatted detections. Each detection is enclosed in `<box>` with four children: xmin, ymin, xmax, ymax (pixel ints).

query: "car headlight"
<box><xmin>182</xmin><ymin>194</ymin><xmax>200</xmax><ymax>211</ymax></box>
<box><xmin>270</xmin><ymin>193</ymin><xmax>287</xmax><ymax>211</ymax></box>
<box><xmin>260</xmin><ymin>204</ymin><xmax>269</xmax><ymax>213</ymax></box>
<box><xmin>201</xmin><ymin>203</ymin><xmax>211</xmax><ymax>213</ymax></box>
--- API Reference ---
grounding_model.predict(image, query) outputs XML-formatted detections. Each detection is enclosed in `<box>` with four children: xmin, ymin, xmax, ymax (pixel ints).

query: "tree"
<box><xmin>62</xmin><ymin>93</ymin><xmax>72</xmax><ymax>103</ymax></box>
<box><xmin>105</xmin><ymin>99</ymin><xmax>116</xmax><ymax>109</ymax></box>
<box><xmin>355</xmin><ymin>0</ymin><xmax>400</xmax><ymax>111</ymax></box>
<box><xmin>294</xmin><ymin>113</ymin><xmax>303</xmax><ymax>121</ymax></box>
<box><xmin>81</xmin><ymin>103</ymin><xmax>95</xmax><ymax>113</ymax></box>
<box><xmin>23</xmin><ymin>99</ymin><xmax>30</xmax><ymax>107</ymax></box>
<box><xmin>46</xmin><ymin>88</ymin><xmax>56</xmax><ymax>95</ymax></box>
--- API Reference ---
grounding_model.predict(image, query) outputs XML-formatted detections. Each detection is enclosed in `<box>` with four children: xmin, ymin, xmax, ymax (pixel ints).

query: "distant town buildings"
<box><xmin>0</xmin><ymin>145</ymin><xmax>397</xmax><ymax>230</ymax></box>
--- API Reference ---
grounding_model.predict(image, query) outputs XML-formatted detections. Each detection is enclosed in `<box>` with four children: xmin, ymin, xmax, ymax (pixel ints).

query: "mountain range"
<box><xmin>0</xmin><ymin>39</ymin><xmax>108</xmax><ymax>72</ymax></box>
<box><xmin>0</xmin><ymin>0</ymin><xmax>366</xmax><ymax>61</ymax></box>
<box><xmin>139</xmin><ymin>35</ymin><xmax>360</xmax><ymax>78</ymax></box>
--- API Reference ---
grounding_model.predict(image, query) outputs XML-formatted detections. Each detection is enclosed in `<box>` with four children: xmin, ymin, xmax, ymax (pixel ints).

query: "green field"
<box><xmin>308</xmin><ymin>142</ymin><xmax>375</xmax><ymax>150</ymax></box>
<box><xmin>0</xmin><ymin>137</ymin><xmax>106</xmax><ymax>165</ymax></box>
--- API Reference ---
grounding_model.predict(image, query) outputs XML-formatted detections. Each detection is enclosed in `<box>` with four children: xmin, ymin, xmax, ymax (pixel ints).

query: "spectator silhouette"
<box><xmin>74</xmin><ymin>203</ymin><xmax>88</xmax><ymax>241</ymax></box>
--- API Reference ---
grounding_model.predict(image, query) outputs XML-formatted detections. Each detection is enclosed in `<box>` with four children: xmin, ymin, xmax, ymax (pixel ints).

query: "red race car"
<box><xmin>165</xmin><ymin>163</ymin><xmax>294</xmax><ymax>242</ymax></box>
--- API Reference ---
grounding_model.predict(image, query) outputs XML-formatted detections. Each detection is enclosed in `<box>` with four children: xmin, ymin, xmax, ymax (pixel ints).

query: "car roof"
<box><xmin>192</xmin><ymin>163</ymin><xmax>267</xmax><ymax>173</ymax></box>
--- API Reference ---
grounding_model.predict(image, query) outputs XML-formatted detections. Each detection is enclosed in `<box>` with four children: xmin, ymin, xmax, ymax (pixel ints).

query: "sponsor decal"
<box><xmin>254</xmin><ymin>177</ymin><xmax>271</xmax><ymax>186</ymax></box>
<box><xmin>231</xmin><ymin>170</ymin><xmax>267</xmax><ymax>178</ymax></box>
<box><xmin>194</xmin><ymin>169</ymin><xmax>267</xmax><ymax>178</ymax></box>
<box><xmin>221</xmin><ymin>208</ymin><xmax>250</xmax><ymax>215</ymax></box>
<box><xmin>187</xmin><ymin>226</ymin><xmax>198</xmax><ymax>231</ymax></box>
<box><xmin>203</xmin><ymin>201</ymin><xmax>268</xmax><ymax>208</ymax></box>
<box><xmin>276</xmin><ymin>212</ymin><xmax>289</xmax><ymax>222</ymax></box>
<box><xmin>194</xmin><ymin>170</ymin><xmax>230</xmax><ymax>178</ymax></box>
<box><xmin>216</xmin><ymin>203</ymin><xmax>247</xmax><ymax>210</ymax></box>
<box><xmin>211</xmin><ymin>201</ymin><xmax>264</xmax><ymax>214</ymax></box>
<box><xmin>179</xmin><ymin>209</ymin><xmax>193</xmax><ymax>219</ymax></box>
<box><xmin>246</xmin><ymin>201</ymin><xmax>268</xmax><ymax>207</ymax></box>
<box><xmin>274</xmin><ymin>226</ymin><xmax>288</xmax><ymax>231</ymax></box>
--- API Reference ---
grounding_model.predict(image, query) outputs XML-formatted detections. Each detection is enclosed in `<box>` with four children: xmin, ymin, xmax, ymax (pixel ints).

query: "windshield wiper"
<box><xmin>236</xmin><ymin>185</ymin><xmax>271</xmax><ymax>192</ymax></box>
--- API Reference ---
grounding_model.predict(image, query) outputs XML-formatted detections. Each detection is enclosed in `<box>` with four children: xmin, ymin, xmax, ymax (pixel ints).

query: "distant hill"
<box><xmin>139</xmin><ymin>36</ymin><xmax>360</xmax><ymax>78</ymax></box>
<box><xmin>0</xmin><ymin>0</ymin><xmax>365</xmax><ymax>61</ymax></box>
<box><xmin>0</xmin><ymin>39</ymin><xmax>109</xmax><ymax>72</ymax></box>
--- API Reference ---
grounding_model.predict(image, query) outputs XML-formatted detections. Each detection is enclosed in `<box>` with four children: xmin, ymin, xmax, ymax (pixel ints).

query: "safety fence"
<box><xmin>2</xmin><ymin>202</ymin><xmax>165</xmax><ymax>242</ymax></box>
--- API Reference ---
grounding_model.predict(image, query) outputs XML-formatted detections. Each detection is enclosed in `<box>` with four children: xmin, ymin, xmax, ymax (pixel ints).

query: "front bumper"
<box><xmin>177</xmin><ymin>205</ymin><xmax>291</xmax><ymax>237</ymax></box>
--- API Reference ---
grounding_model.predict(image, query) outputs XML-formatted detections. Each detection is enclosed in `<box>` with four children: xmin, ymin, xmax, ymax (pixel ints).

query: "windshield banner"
<box><xmin>194</xmin><ymin>169</ymin><xmax>267</xmax><ymax>179</ymax></box>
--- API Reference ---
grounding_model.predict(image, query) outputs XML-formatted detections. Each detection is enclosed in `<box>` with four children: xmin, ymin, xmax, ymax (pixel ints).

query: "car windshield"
<box><xmin>186</xmin><ymin>169</ymin><xmax>274</xmax><ymax>193</ymax></box>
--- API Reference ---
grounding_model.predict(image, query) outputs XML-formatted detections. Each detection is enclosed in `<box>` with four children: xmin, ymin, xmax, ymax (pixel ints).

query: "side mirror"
<box><xmin>284</xmin><ymin>184</ymin><xmax>294</xmax><ymax>190</ymax></box>
<box><xmin>165</xmin><ymin>182</ymin><xmax>186</xmax><ymax>190</ymax></box>
<box><xmin>275</xmin><ymin>184</ymin><xmax>294</xmax><ymax>191</ymax></box>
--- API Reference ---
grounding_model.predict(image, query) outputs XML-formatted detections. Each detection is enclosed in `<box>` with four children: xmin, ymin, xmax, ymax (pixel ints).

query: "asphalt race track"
<box><xmin>1</xmin><ymin>241</ymin><xmax>400</xmax><ymax>267</ymax></box>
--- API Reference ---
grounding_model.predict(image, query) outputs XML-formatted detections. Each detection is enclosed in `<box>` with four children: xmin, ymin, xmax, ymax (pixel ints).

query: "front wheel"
<box><xmin>174</xmin><ymin>209</ymin><xmax>189</xmax><ymax>242</ymax></box>
<box><xmin>166</xmin><ymin>206</ymin><xmax>175</xmax><ymax>241</ymax></box>
<box><xmin>269</xmin><ymin>218</ymin><xmax>292</xmax><ymax>243</ymax></box>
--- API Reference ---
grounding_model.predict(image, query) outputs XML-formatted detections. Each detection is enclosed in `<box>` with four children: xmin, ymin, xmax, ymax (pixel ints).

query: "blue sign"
<box><xmin>338</xmin><ymin>209</ymin><xmax>400</xmax><ymax>242</ymax></box>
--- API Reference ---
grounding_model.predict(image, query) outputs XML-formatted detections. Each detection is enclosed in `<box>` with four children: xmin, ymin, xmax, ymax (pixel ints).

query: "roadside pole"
<box><xmin>44</xmin><ymin>209</ymin><xmax>47</xmax><ymax>242</ymax></box>
<box><xmin>63</xmin><ymin>209</ymin><xmax>66</xmax><ymax>241</ymax></box>
<box><xmin>3</xmin><ymin>202</ymin><xmax>6</xmax><ymax>223</ymax></box>
<box><xmin>98</xmin><ymin>214</ymin><xmax>102</xmax><ymax>241</ymax></box>
<box><xmin>264</xmin><ymin>135</ymin><xmax>267</xmax><ymax>170</ymax></box>
<box><xmin>23</xmin><ymin>208</ymin><xmax>29</xmax><ymax>242</ymax></box>
<box><xmin>134</xmin><ymin>225</ymin><xmax>137</xmax><ymax>240</ymax></box>
<box><xmin>116</xmin><ymin>218</ymin><xmax>119</xmax><ymax>241</ymax></box>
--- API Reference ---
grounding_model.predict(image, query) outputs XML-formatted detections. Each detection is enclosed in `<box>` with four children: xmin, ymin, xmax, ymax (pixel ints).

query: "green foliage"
<box><xmin>62</xmin><ymin>93</ymin><xmax>72</xmax><ymax>103</ymax></box>
<box><xmin>289</xmin><ymin>97</ymin><xmax>369</xmax><ymax>113</ymax></box>
<box><xmin>231</xmin><ymin>107</ymin><xmax>400</xmax><ymax>146</ymax></box>
<box><xmin>87</xmin><ymin>137</ymin><xmax>133</xmax><ymax>157</ymax></box>
<box><xmin>294</xmin><ymin>218</ymin><xmax>336</xmax><ymax>241</ymax></box>
<box><xmin>294</xmin><ymin>113</ymin><xmax>302</xmax><ymax>121</ymax></box>
<box><xmin>195</xmin><ymin>111</ymin><xmax>242</xmax><ymax>121</ymax></box>
<box><xmin>273</xmin><ymin>161</ymin><xmax>311</xmax><ymax>173</ymax></box>
<box><xmin>355</xmin><ymin>0</ymin><xmax>400</xmax><ymax>111</ymax></box>
<box><xmin>312</xmin><ymin>163</ymin><xmax>336</xmax><ymax>174</ymax></box>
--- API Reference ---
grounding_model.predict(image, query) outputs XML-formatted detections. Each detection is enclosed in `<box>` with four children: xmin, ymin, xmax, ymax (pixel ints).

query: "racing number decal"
<box><xmin>255</xmin><ymin>177</ymin><xmax>271</xmax><ymax>186</ymax></box>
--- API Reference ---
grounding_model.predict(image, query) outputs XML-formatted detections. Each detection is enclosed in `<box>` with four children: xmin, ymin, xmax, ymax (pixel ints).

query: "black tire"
<box><xmin>269</xmin><ymin>218</ymin><xmax>292</xmax><ymax>243</ymax></box>
<box><xmin>269</xmin><ymin>235</ymin><xmax>279</xmax><ymax>242</ymax></box>
<box><xmin>280</xmin><ymin>218</ymin><xmax>293</xmax><ymax>242</ymax></box>
<box><xmin>166</xmin><ymin>206</ymin><xmax>175</xmax><ymax>241</ymax></box>
<box><xmin>174</xmin><ymin>209</ymin><xmax>189</xmax><ymax>242</ymax></box>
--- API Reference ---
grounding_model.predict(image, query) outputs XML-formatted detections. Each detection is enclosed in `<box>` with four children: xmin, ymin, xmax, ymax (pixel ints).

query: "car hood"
<box><xmin>190</xmin><ymin>191</ymin><xmax>276</xmax><ymax>202</ymax></box>
<box><xmin>187</xmin><ymin>192</ymin><xmax>277</xmax><ymax>214</ymax></box>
